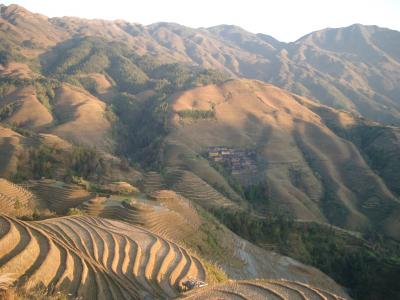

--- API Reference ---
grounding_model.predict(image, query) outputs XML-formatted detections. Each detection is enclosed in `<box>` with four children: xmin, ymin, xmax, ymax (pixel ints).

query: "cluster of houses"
<box><xmin>207</xmin><ymin>146</ymin><xmax>257</xmax><ymax>175</ymax></box>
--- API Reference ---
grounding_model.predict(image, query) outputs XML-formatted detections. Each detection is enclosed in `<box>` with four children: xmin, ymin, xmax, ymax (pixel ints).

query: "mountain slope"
<box><xmin>1</xmin><ymin>5</ymin><xmax>399</xmax><ymax>125</ymax></box>
<box><xmin>180</xmin><ymin>23</ymin><xmax>400</xmax><ymax>125</ymax></box>
<box><xmin>0</xmin><ymin>181</ymin><xmax>350</xmax><ymax>298</ymax></box>
<box><xmin>163</xmin><ymin>79</ymin><xmax>400</xmax><ymax>238</ymax></box>
<box><xmin>51</xmin><ymin>84</ymin><xmax>112</xmax><ymax>149</ymax></box>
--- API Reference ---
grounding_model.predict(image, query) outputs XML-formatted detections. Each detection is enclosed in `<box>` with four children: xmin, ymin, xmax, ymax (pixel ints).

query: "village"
<box><xmin>207</xmin><ymin>146</ymin><xmax>258</xmax><ymax>176</ymax></box>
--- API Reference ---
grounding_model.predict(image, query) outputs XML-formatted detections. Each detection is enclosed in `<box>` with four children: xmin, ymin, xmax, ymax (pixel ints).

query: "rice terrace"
<box><xmin>0</xmin><ymin>1</ymin><xmax>400</xmax><ymax>299</ymax></box>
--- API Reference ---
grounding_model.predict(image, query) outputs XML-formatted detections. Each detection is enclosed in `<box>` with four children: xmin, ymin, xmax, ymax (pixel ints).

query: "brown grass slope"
<box><xmin>0</xmin><ymin>214</ymin><xmax>206</xmax><ymax>299</ymax></box>
<box><xmin>180</xmin><ymin>279</ymin><xmax>348</xmax><ymax>300</ymax></box>
<box><xmin>0</xmin><ymin>63</ymin><xmax>54</xmax><ymax>131</ymax></box>
<box><xmin>0</xmin><ymin>125</ymin><xmax>24</xmax><ymax>178</ymax></box>
<box><xmin>295</xmin><ymin>98</ymin><xmax>400</xmax><ymax>239</ymax></box>
<box><xmin>0</xmin><ymin>124</ymin><xmax>68</xmax><ymax>180</ymax></box>
<box><xmin>0</xmin><ymin>125</ymin><xmax>70</xmax><ymax>180</ymax></box>
<box><xmin>0</xmin><ymin>4</ymin><xmax>69</xmax><ymax>55</ymax></box>
<box><xmin>50</xmin><ymin>84</ymin><xmax>112</xmax><ymax>150</ymax></box>
<box><xmin>0</xmin><ymin>122</ymin><xmax>140</xmax><ymax>184</ymax></box>
<box><xmin>0</xmin><ymin>62</ymin><xmax>112</xmax><ymax>150</ymax></box>
<box><xmin>165</xmin><ymin>79</ymin><xmax>400</xmax><ymax>236</ymax></box>
<box><xmin>0</xmin><ymin>62</ymin><xmax>41</xmax><ymax>80</ymax></box>
<box><xmin>0</xmin><ymin>84</ymin><xmax>54</xmax><ymax>130</ymax></box>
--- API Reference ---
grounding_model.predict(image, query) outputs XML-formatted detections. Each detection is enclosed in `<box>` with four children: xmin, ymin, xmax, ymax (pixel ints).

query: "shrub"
<box><xmin>28</xmin><ymin>145</ymin><xmax>59</xmax><ymax>179</ymax></box>
<box><xmin>0</xmin><ymin>102</ymin><xmax>19</xmax><ymax>121</ymax></box>
<box><xmin>178</xmin><ymin>109</ymin><xmax>215</xmax><ymax>120</ymax></box>
<box><xmin>34</xmin><ymin>79</ymin><xmax>60</xmax><ymax>112</ymax></box>
<box><xmin>107</xmin><ymin>56</ymin><xmax>149</xmax><ymax>93</ymax></box>
<box><xmin>78</xmin><ymin>51</ymin><xmax>110</xmax><ymax>73</ymax></box>
<box><xmin>78</xmin><ymin>76</ymin><xmax>100</xmax><ymax>94</ymax></box>
<box><xmin>202</xmin><ymin>260</ymin><xmax>228</xmax><ymax>284</ymax></box>
<box><xmin>67</xmin><ymin>207</ymin><xmax>85</xmax><ymax>216</ymax></box>
<box><xmin>68</xmin><ymin>145</ymin><xmax>108</xmax><ymax>179</ymax></box>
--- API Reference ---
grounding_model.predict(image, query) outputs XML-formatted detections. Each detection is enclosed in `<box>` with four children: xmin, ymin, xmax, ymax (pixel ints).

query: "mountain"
<box><xmin>145</xmin><ymin>23</ymin><xmax>400</xmax><ymax>125</ymax></box>
<box><xmin>162</xmin><ymin>79</ymin><xmax>400</xmax><ymax>239</ymax></box>
<box><xmin>0</xmin><ymin>4</ymin><xmax>400</xmax><ymax>299</ymax></box>
<box><xmin>1</xmin><ymin>5</ymin><xmax>400</xmax><ymax>125</ymax></box>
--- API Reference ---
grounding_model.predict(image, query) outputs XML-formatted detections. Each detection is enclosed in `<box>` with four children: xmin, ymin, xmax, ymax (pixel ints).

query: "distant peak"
<box><xmin>294</xmin><ymin>23</ymin><xmax>380</xmax><ymax>44</ymax></box>
<box><xmin>208</xmin><ymin>24</ymin><xmax>251</xmax><ymax>34</ymax></box>
<box><xmin>0</xmin><ymin>3</ymin><xmax>47</xmax><ymax>20</ymax></box>
<box><xmin>147</xmin><ymin>22</ymin><xmax>187</xmax><ymax>29</ymax></box>
<box><xmin>1</xmin><ymin>3</ymin><xmax>29</xmax><ymax>13</ymax></box>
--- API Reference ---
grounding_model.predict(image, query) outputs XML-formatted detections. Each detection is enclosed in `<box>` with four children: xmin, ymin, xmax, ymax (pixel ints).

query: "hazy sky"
<box><xmin>3</xmin><ymin>0</ymin><xmax>400</xmax><ymax>42</ymax></box>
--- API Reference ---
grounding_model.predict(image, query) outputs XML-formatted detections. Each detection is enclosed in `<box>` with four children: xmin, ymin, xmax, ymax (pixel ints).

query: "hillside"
<box><xmin>209</xmin><ymin>24</ymin><xmax>400</xmax><ymax>125</ymax></box>
<box><xmin>0</xmin><ymin>122</ymin><xmax>141</xmax><ymax>185</ymax></box>
<box><xmin>3</xmin><ymin>175</ymin><xmax>400</xmax><ymax>299</ymax></box>
<box><xmin>1</xmin><ymin>5</ymin><xmax>399</xmax><ymax>124</ymax></box>
<box><xmin>0</xmin><ymin>181</ymin><xmax>350</xmax><ymax>299</ymax></box>
<box><xmin>162</xmin><ymin>79</ymin><xmax>400</xmax><ymax>239</ymax></box>
<box><xmin>12</xmin><ymin>177</ymin><xmax>346</xmax><ymax>293</ymax></box>
<box><xmin>79</xmin><ymin>189</ymin><xmax>346</xmax><ymax>292</ymax></box>
<box><xmin>0</xmin><ymin>66</ymin><xmax>113</xmax><ymax>150</ymax></box>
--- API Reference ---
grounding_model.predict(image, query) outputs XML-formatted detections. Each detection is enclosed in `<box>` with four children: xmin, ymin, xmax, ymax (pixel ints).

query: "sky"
<box><xmin>2</xmin><ymin>0</ymin><xmax>400</xmax><ymax>42</ymax></box>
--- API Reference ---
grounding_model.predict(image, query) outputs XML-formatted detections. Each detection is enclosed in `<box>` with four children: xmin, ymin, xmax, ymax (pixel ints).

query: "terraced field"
<box><xmin>143</xmin><ymin>171</ymin><xmax>166</xmax><ymax>195</ymax></box>
<box><xmin>83</xmin><ymin>190</ymin><xmax>201</xmax><ymax>241</ymax></box>
<box><xmin>0</xmin><ymin>214</ymin><xmax>206</xmax><ymax>299</ymax></box>
<box><xmin>180</xmin><ymin>279</ymin><xmax>347</xmax><ymax>300</ymax></box>
<box><xmin>165</xmin><ymin>169</ymin><xmax>239</xmax><ymax>210</ymax></box>
<box><xmin>0</xmin><ymin>178</ymin><xmax>36</xmax><ymax>216</ymax></box>
<box><xmin>28</xmin><ymin>179</ymin><xmax>92</xmax><ymax>214</ymax></box>
<box><xmin>151</xmin><ymin>190</ymin><xmax>201</xmax><ymax>229</ymax></box>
